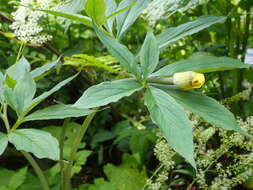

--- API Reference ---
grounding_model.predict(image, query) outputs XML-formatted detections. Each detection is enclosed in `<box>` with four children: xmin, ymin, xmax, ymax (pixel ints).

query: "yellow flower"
<box><xmin>173</xmin><ymin>71</ymin><xmax>205</xmax><ymax>90</ymax></box>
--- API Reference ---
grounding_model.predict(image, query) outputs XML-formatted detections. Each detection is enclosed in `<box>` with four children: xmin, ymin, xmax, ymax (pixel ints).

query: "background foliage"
<box><xmin>0</xmin><ymin>0</ymin><xmax>253</xmax><ymax>189</ymax></box>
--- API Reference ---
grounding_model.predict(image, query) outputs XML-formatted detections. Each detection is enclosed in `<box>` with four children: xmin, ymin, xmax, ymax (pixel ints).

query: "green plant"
<box><xmin>0</xmin><ymin>0</ymin><xmax>252</xmax><ymax>190</ymax></box>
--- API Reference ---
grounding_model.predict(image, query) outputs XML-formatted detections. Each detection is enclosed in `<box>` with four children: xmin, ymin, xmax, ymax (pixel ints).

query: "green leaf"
<box><xmin>85</xmin><ymin>0</ymin><xmax>106</xmax><ymax>25</ymax></box>
<box><xmin>8</xmin><ymin>129</ymin><xmax>59</xmax><ymax>160</ymax></box>
<box><xmin>144</xmin><ymin>86</ymin><xmax>195</xmax><ymax>168</ymax></box>
<box><xmin>93</xmin><ymin>25</ymin><xmax>141</xmax><ymax>77</ymax></box>
<box><xmin>14</xmin><ymin>72</ymin><xmax>36</xmax><ymax>115</ymax></box>
<box><xmin>105</xmin><ymin>0</ymin><xmax>117</xmax><ymax>33</ymax></box>
<box><xmin>8</xmin><ymin>167</ymin><xmax>27</xmax><ymax>190</ymax></box>
<box><xmin>157</xmin><ymin>16</ymin><xmax>226</xmax><ymax>49</ymax></box>
<box><xmin>31</xmin><ymin>57</ymin><xmax>61</xmax><ymax>78</ymax></box>
<box><xmin>116</xmin><ymin>0</ymin><xmax>150</xmax><ymax>39</ymax></box>
<box><xmin>24</xmin><ymin>104</ymin><xmax>95</xmax><ymax>121</ymax></box>
<box><xmin>39</xmin><ymin>9</ymin><xmax>92</xmax><ymax>26</ymax></box>
<box><xmin>151</xmin><ymin>55</ymin><xmax>250</xmax><ymax>77</ymax></box>
<box><xmin>3</xmin><ymin>85</ymin><xmax>18</xmax><ymax>111</ymax></box>
<box><xmin>0</xmin><ymin>72</ymin><xmax>5</xmax><ymax>101</ymax></box>
<box><xmin>6</xmin><ymin>56</ymin><xmax>30</xmax><ymax>81</ymax></box>
<box><xmin>156</xmin><ymin>85</ymin><xmax>252</xmax><ymax>138</ymax></box>
<box><xmin>74</xmin><ymin>79</ymin><xmax>143</xmax><ymax>109</ymax></box>
<box><xmin>140</xmin><ymin>31</ymin><xmax>159</xmax><ymax>79</ymax></box>
<box><xmin>0</xmin><ymin>133</ymin><xmax>8</xmax><ymax>156</ymax></box>
<box><xmin>23</xmin><ymin>74</ymin><xmax>77</xmax><ymax>116</ymax></box>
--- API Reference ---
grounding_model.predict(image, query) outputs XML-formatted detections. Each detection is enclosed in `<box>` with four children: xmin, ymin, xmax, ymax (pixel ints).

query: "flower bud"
<box><xmin>173</xmin><ymin>71</ymin><xmax>205</xmax><ymax>90</ymax></box>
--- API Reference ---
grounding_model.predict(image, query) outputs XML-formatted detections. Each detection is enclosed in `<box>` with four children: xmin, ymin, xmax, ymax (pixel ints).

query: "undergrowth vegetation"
<box><xmin>0</xmin><ymin>0</ymin><xmax>252</xmax><ymax>190</ymax></box>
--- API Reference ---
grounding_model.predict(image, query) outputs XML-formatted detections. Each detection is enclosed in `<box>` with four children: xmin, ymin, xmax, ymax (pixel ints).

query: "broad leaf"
<box><xmin>8</xmin><ymin>167</ymin><xmax>27</xmax><ymax>190</ymax></box>
<box><xmin>85</xmin><ymin>0</ymin><xmax>106</xmax><ymax>25</ymax></box>
<box><xmin>31</xmin><ymin>57</ymin><xmax>61</xmax><ymax>78</ymax></box>
<box><xmin>6</xmin><ymin>56</ymin><xmax>30</xmax><ymax>81</ymax></box>
<box><xmin>140</xmin><ymin>31</ymin><xmax>159</xmax><ymax>79</ymax></box>
<box><xmin>24</xmin><ymin>104</ymin><xmax>95</xmax><ymax>121</ymax></box>
<box><xmin>105</xmin><ymin>0</ymin><xmax>117</xmax><ymax>33</ymax></box>
<box><xmin>116</xmin><ymin>0</ymin><xmax>150</xmax><ymax>39</ymax></box>
<box><xmin>8</xmin><ymin>129</ymin><xmax>59</xmax><ymax>160</ymax></box>
<box><xmin>94</xmin><ymin>25</ymin><xmax>141</xmax><ymax>77</ymax></box>
<box><xmin>74</xmin><ymin>79</ymin><xmax>143</xmax><ymax>109</ymax></box>
<box><xmin>151</xmin><ymin>55</ymin><xmax>250</xmax><ymax>77</ymax></box>
<box><xmin>0</xmin><ymin>133</ymin><xmax>8</xmax><ymax>156</ymax></box>
<box><xmin>157</xmin><ymin>16</ymin><xmax>226</xmax><ymax>49</ymax></box>
<box><xmin>23</xmin><ymin>74</ymin><xmax>77</xmax><ymax>115</ymax></box>
<box><xmin>3</xmin><ymin>85</ymin><xmax>17</xmax><ymax>111</ymax></box>
<box><xmin>14</xmin><ymin>73</ymin><xmax>36</xmax><ymax>115</ymax></box>
<box><xmin>156</xmin><ymin>85</ymin><xmax>252</xmax><ymax>138</ymax></box>
<box><xmin>145</xmin><ymin>86</ymin><xmax>195</xmax><ymax>168</ymax></box>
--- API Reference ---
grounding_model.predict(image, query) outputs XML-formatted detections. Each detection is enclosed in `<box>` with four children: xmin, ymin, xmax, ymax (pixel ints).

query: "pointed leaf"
<box><xmin>6</xmin><ymin>56</ymin><xmax>30</xmax><ymax>81</ymax></box>
<box><xmin>8</xmin><ymin>129</ymin><xmax>59</xmax><ymax>160</ymax></box>
<box><xmin>40</xmin><ymin>9</ymin><xmax>92</xmax><ymax>25</ymax></box>
<box><xmin>116</xmin><ymin>0</ymin><xmax>150</xmax><ymax>39</ymax></box>
<box><xmin>145</xmin><ymin>86</ymin><xmax>195</xmax><ymax>168</ymax></box>
<box><xmin>85</xmin><ymin>0</ymin><xmax>106</xmax><ymax>25</ymax></box>
<box><xmin>157</xmin><ymin>16</ymin><xmax>226</xmax><ymax>49</ymax></box>
<box><xmin>24</xmin><ymin>104</ymin><xmax>95</xmax><ymax>121</ymax></box>
<box><xmin>31</xmin><ymin>57</ymin><xmax>61</xmax><ymax>78</ymax></box>
<box><xmin>14</xmin><ymin>72</ymin><xmax>36</xmax><ymax>115</ymax></box>
<box><xmin>105</xmin><ymin>0</ymin><xmax>117</xmax><ymax>33</ymax></box>
<box><xmin>74</xmin><ymin>79</ymin><xmax>143</xmax><ymax>109</ymax></box>
<box><xmin>140</xmin><ymin>31</ymin><xmax>159</xmax><ymax>79</ymax></box>
<box><xmin>24</xmin><ymin>74</ymin><xmax>77</xmax><ymax>115</ymax></box>
<box><xmin>151</xmin><ymin>56</ymin><xmax>249</xmax><ymax>77</ymax></box>
<box><xmin>0</xmin><ymin>133</ymin><xmax>8</xmax><ymax>156</ymax></box>
<box><xmin>94</xmin><ymin>25</ymin><xmax>140</xmax><ymax>77</ymax></box>
<box><xmin>156</xmin><ymin>85</ymin><xmax>252</xmax><ymax>138</ymax></box>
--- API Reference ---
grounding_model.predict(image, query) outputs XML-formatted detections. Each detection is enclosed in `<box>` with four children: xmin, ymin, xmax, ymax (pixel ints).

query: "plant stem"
<box><xmin>22</xmin><ymin>151</ymin><xmax>51</xmax><ymax>190</ymax></box>
<box><xmin>141</xmin><ymin>164</ymin><xmax>164</xmax><ymax>190</ymax></box>
<box><xmin>63</xmin><ymin>112</ymin><xmax>96</xmax><ymax>190</ymax></box>
<box><xmin>60</xmin><ymin>118</ymin><xmax>70</xmax><ymax>189</ymax></box>
<box><xmin>11</xmin><ymin>116</ymin><xmax>24</xmax><ymax>131</ymax></box>
<box><xmin>1</xmin><ymin>104</ymin><xmax>10</xmax><ymax>133</ymax></box>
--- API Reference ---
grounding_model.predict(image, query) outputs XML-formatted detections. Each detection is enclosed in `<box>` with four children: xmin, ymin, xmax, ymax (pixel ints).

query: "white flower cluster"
<box><xmin>143</xmin><ymin>0</ymin><xmax>208</xmax><ymax>26</ymax></box>
<box><xmin>10</xmin><ymin>0</ymin><xmax>59</xmax><ymax>44</ymax></box>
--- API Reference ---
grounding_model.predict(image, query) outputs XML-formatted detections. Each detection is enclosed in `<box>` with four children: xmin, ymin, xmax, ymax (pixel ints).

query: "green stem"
<box><xmin>16</xmin><ymin>42</ymin><xmax>25</xmax><ymax>62</ymax></box>
<box><xmin>63</xmin><ymin>112</ymin><xmax>96</xmax><ymax>190</ymax></box>
<box><xmin>60</xmin><ymin>118</ymin><xmax>70</xmax><ymax>190</ymax></box>
<box><xmin>141</xmin><ymin>164</ymin><xmax>164</xmax><ymax>190</ymax></box>
<box><xmin>22</xmin><ymin>151</ymin><xmax>50</xmax><ymax>190</ymax></box>
<box><xmin>147</xmin><ymin>76</ymin><xmax>174</xmax><ymax>85</ymax></box>
<box><xmin>1</xmin><ymin>104</ymin><xmax>10</xmax><ymax>133</ymax></box>
<box><xmin>11</xmin><ymin>116</ymin><xmax>24</xmax><ymax>132</ymax></box>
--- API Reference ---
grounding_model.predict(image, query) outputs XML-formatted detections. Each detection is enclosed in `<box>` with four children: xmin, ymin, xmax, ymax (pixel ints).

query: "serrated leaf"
<box><xmin>24</xmin><ymin>104</ymin><xmax>95</xmax><ymax>121</ymax></box>
<box><xmin>140</xmin><ymin>31</ymin><xmax>159</xmax><ymax>79</ymax></box>
<box><xmin>94</xmin><ymin>25</ymin><xmax>141</xmax><ymax>77</ymax></box>
<box><xmin>8</xmin><ymin>129</ymin><xmax>59</xmax><ymax>160</ymax></box>
<box><xmin>156</xmin><ymin>85</ymin><xmax>252</xmax><ymax>138</ymax></box>
<box><xmin>145</xmin><ymin>86</ymin><xmax>195</xmax><ymax>168</ymax></box>
<box><xmin>0</xmin><ymin>133</ymin><xmax>8</xmax><ymax>156</ymax></box>
<box><xmin>157</xmin><ymin>16</ymin><xmax>226</xmax><ymax>49</ymax></box>
<box><xmin>85</xmin><ymin>0</ymin><xmax>106</xmax><ymax>25</ymax></box>
<box><xmin>74</xmin><ymin>79</ymin><xmax>143</xmax><ymax>109</ymax></box>
<box><xmin>151</xmin><ymin>56</ymin><xmax>249</xmax><ymax>77</ymax></box>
